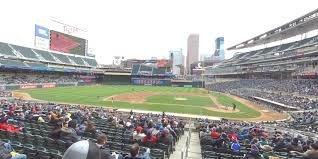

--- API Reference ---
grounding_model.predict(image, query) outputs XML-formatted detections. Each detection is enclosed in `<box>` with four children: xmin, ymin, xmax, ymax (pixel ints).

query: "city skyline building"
<box><xmin>214</xmin><ymin>37</ymin><xmax>225</xmax><ymax>61</ymax></box>
<box><xmin>186</xmin><ymin>34</ymin><xmax>199</xmax><ymax>74</ymax></box>
<box><xmin>169</xmin><ymin>48</ymin><xmax>184</xmax><ymax>75</ymax></box>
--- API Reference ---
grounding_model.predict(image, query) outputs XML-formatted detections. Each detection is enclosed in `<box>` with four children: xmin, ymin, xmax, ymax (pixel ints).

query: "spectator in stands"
<box><xmin>0</xmin><ymin>142</ymin><xmax>14</xmax><ymax>159</ymax></box>
<box><xmin>143</xmin><ymin>129</ymin><xmax>158</xmax><ymax>144</ymax></box>
<box><xmin>63</xmin><ymin>140</ymin><xmax>101</xmax><ymax>159</ymax></box>
<box><xmin>0</xmin><ymin>141</ymin><xmax>27</xmax><ymax>159</ymax></box>
<box><xmin>243</xmin><ymin>144</ymin><xmax>264</xmax><ymax>159</ymax></box>
<box><xmin>286</xmin><ymin>138</ymin><xmax>303</xmax><ymax>152</ymax></box>
<box><xmin>291</xmin><ymin>142</ymin><xmax>318</xmax><ymax>159</ymax></box>
<box><xmin>59</xmin><ymin>120</ymin><xmax>81</xmax><ymax>144</ymax></box>
<box><xmin>302</xmin><ymin>138</ymin><xmax>314</xmax><ymax>152</ymax></box>
<box><xmin>231</xmin><ymin>140</ymin><xmax>241</xmax><ymax>152</ymax></box>
<box><xmin>158</xmin><ymin>129</ymin><xmax>172</xmax><ymax>145</ymax></box>
<box><xmin>260</xmin><ymin>145</ymin><xmax>278</xmax><ymax>159</ymax></box>
<box><xmin>50</xmin><ymin>121</ymin><xmax>63</xmax><ymax>139</ymax></box>
<box><xmin>210</xmin><ymin>128</ymin><xmax>220</xmax><ymax>139</ymax></box>
<box><xmin>133</xmin><ymin>126</ymin><xmax>146</xmax><ymax>141</ymax></box>
<box><xmin>77</xmin><ymin>120</ymin><xmax>88</xmax><ymax>136</ymax></box>
<box><xmin>85</xmin><ymin>121</ymin><xmax>96</xmax><ymax>134</ymax></box>
<box><xmin>96</xmin><ymin>133</ymin><xmax>114</xmax><ymax>159</ymax></box>
<box><xmin>125</xmin><ymin>143</ymin><xmax>150</xmax><ymax>159</ymax></box>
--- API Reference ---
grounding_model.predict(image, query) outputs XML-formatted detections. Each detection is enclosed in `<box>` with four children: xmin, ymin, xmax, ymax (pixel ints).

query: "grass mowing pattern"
<box><xmin>18</xmin><ymin>85</ymin><xmax>261</xmax><ymax>118</ymax></box>
<box><xmin>210</xmin><ymin>92</ymin><xmax>261</xmax><ymax>118</ymax></box>
<box><xmin>146</xmin><ymin>95</ymin><xmax>214</xmax><ymax>106</ymax></box>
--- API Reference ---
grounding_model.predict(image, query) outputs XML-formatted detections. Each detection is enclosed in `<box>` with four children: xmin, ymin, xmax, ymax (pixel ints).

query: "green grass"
<box><xmin>17</xmin><ymin>85</ymin><xmax>261</xmax><ymax>118</ymax></box>
<box><xmin>146</xmin><ymin>95</ymin><xmax>214</xmax><ymax>106</ymax></box>
<box><xmin>210</xmin><ymin>92</ymin><xmax>261</xmax><ymax>118</ymax></box>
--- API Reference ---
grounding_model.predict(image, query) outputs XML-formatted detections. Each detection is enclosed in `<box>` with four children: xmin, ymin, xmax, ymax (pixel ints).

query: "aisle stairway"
<box><xmin>169</xmin><ymin>122</ymin><xmax>201</xmax><ymax>159</ymax></box>
<box><xmin>187</xmin><ymin>131</ymin><xmax>201</xmax><ymax>159</ymax></box>
<box><xmin>169</xmin><ymin>130</ymin><xmax>189</xmax><ymax>159</ymax></box>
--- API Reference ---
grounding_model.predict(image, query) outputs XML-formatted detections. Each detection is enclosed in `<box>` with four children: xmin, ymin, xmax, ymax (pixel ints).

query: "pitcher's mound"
<box><xmin>175</xmin><ymin>97</ymin><xmax>187</xmax><ymax>101</ymax></box>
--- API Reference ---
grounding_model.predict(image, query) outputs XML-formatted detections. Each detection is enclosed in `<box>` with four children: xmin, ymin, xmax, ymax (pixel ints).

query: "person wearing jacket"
<box><xmin>96</xmin><ymin>134</ymin><xmax>115</xmax><ymax>159</ymax></box>
<box><xmin>0</xmin><ymin>142</ymin><xmax>27</xmax><ymax>159</ymax></box>
<box><xmin>59</xmin><ymin>120</ymin><xmax>81</xmax><ymax>144</ymax></box>
<box><xmin>124</xmin><ymin>143</ymin><xmax>150</xmax><ymax>159</ymax></box>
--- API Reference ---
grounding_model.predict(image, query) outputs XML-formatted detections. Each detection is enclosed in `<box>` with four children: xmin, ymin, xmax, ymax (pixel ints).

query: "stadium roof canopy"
<box><xmin>228</xmin><ymin>8</ymin><xmax>318</xmax><ymax>50</ymax></box>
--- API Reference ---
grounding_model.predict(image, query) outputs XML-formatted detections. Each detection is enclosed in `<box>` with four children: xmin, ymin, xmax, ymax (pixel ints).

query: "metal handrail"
<box><xmin>181</xmin><ymin>118</ymin><xmax>192</xmax><ymax>159</ymax></box>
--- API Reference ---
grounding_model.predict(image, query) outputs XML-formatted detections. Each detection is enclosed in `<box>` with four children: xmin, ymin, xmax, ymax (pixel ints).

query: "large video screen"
<box><xmin>50</xmin><ymin>30</ymin><xmax>86</xmax><ymax>56</ymax></box>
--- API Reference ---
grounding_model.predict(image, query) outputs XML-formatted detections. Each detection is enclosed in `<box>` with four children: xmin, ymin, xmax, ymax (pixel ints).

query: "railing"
<box><xmin>181</xmin><ymin>118</ymin><xmax>192</xmax><ymax>159</ymax></box>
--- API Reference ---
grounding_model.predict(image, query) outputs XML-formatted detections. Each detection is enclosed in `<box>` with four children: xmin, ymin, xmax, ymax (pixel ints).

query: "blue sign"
<box><xmin>35</xmin><ymin>24</ymin><xmax>49</xmax><ymax>39</ymax></box>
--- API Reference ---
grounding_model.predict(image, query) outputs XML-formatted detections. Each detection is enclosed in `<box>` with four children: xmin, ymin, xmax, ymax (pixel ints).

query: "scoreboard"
<box><xmin>50</xmin><ymin>30</ymin><xmax>87</xmax><ymax>56</ymax></box>
<box><xmin>35</xmin><ymin>17</ymin><xmax>88</xmax><ymax>56</ymax></box>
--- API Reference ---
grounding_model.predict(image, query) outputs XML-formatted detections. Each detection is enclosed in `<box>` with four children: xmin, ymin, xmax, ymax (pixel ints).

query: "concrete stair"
<box><xmin>187</xmin><ymin>131</ymin><xmax>201</xmax><ymax>159</ymax></box>
<box><xmin>169</xmin><ymin>130</ymin><xmax>189</xmax><ymax>159</ymax></box>
<box><xmin>169</xmin><ymin>121</ymin><xmax>201</xmax><ymax>159</ymax></box>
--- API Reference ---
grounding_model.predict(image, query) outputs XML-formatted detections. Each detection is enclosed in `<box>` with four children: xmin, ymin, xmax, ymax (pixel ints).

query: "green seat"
<box><xmin>0</xmin><ymin>42</ymin><xmax>15</xmax><ymax>56</ymax></box>
<box><xmin>33</xmin><ymin>49</ymin><xmax>57</xmax><ymax>62</ymax></box>
<box><xmin>11</xmin><ymin>44</ymin><xmax>38</xmax><ymax>59</ymax></box>
<box><xmin>52</xmin><ymin>53</ymin><xmax>72</xmax><ymax>64</ymax></box>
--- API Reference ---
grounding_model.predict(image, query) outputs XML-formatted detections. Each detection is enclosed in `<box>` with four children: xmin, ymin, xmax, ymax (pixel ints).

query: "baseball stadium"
<box><xmin>0</xmin><ymin>4</ymin><xmax>318</xmax><ymax>159</ymax></box>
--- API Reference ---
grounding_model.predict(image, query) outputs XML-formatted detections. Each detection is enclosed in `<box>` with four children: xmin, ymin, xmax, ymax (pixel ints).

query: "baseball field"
<box><xmin>14</xmin><ymin>85</ymin><xmax>286</xmax><ymax>120</ymax></box>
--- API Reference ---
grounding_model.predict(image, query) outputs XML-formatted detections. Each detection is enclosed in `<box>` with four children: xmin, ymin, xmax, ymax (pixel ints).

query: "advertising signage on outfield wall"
<box><xmin>131</xmin><ymin>79</ymin><xmax>171</xmax><ymax>86</ymax></box>
<box><xmin>20</xmin><ymin>84</ymin><xmax>37</xmax><ymax>89</ymax></box>
<box><xmin>43</xmin><ymin>84</ymin><xmax>56</xmax><ymax>88</ymax></box>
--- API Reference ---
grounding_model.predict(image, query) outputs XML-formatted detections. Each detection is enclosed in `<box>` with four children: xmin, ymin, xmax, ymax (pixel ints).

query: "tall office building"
<box><xmin>186</xmin><ymin>34</ymin><xmax>199</xmax><ymax>74</ymax></box>
<box><xmin>169</xmin><ymin>49</ymin><xmax>184</xmax><ymax>75</ymax></box>
<box><xmin>214</xmin><ymin>37</ymin><xmax>225</xmax><ymax>60</ymax></box>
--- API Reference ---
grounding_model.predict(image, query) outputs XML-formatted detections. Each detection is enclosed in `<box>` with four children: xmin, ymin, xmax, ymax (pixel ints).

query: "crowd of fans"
<box><xmin>2</xmin><ymin>76</ymin><xmax>318</xmax><ymax>158</ymax></box>
<box><xmin>197</xmin><ymin>119</ymin><xmax>318</xmax><ymax>159</ymax></box>
<box><xmin>0</xmin><ymin>93</ymin><xmax>185</xmax><ymax>159</ymax></box>
<box><xmin>0</xmin><ymin>73</ymin><xmax>82</xmax><ymax>85</ymax></box>
<box><xmin>207</xmin><ymin>79</ymin><xmax>318</xmax><ymax>110</ymax></box>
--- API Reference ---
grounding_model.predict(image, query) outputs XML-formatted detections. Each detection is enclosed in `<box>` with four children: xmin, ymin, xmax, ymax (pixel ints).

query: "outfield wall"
<box><xmin>99</xmin><ymin>75</ymin><xmax>131</xmax><ymax>85</ymax></box>
<box><xmin>131</xmin><ymin>77</ymin><xmax>205</xmax><ymax>88</ymax></box>
<box><xmin>131</xmin><ymin>78</ymin><xmax>171</xmax><ymax>86</ymax></box>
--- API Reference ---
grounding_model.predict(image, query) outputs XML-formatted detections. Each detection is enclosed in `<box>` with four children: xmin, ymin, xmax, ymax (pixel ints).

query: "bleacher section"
<box><xmin>52</xmin><ymin>53</ymin><xmax>72</xmax><ymax>64</ymax></box>
<box><xmin>140</xmin><ymin>65</ymin><xmax>153</xmax><ymax>72</ymax></box>
<box><xmin>0</xmin><ymin>42</ymin><xmax>15</xmax><ymax>56</ymax></box>
<box><xmin>131</xmin><ymin>65</ymin><xmax>140</xmax><ymax>75</ymax></box>
<box><xmin>25</xmin><ymin>62</ymin><xmax>47</xmax><ymax>68</ymax></box>
<box><xmin>10</xmin><ymin>44</ymin><xmax>38</xmax><ymax>59</ymax></box>
<box><xmin>153</xmin><ymin>68</ymin><xmax>166</xmax><ymax>74</ymax></box>
<box><xmin>0</xmin><ymin>42</ymin><xmax>98</xmax><ymax>69</ymax></box>
<box><xmin>131</xmin><ymin>64</ymin><xmax>170</xmax><ymax>76</ymax></box>
<box><xmin>68</xmin><ymin>56</ymin><xmax>85</xmax><ymax>66</ymax></box>
<box><xmin>0</xmin><ymin>59</ymin><xmax>26</xmax><ymax>67</ymax></box>
<box><xmin>82</xmin><ymin>58</ymin><xmax>98</xmax><ymax>67</ymax></box>
<box><xmin>33</xmin><ymin>49</ymin><xmax>57</xmax><ymax>62</ymax></box>
<box><xmin>206</xmin><ymin>35</ymin><xmax>318</xmax><ymax>75</ymax></box>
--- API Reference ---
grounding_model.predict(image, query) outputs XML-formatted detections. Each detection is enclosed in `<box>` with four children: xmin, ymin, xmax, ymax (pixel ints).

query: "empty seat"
<box><xmin>11</xmin><ymin>44</ymin><xmax>38</xmax><ymax>59</ymax></box>
<box><xmin>0</xmin><ymin>59</ymin><xmax>26</xmax><ymax>67</ymax></box>
<box><xmin>33</xmin><ymin>49</ymin><xmax>57</xmax><ymax>62</ymax></box>
<box><xmin>68</xmin><ymin>56</ymin><xmax>85</xmax><ymax>65</ymax></box>
<box><xmin>82</xmin><ymin>57</ymin><xmax>98</xmax><ymax>67</ymax></box>
<box><xmin>25</xmin><ymin>62</ymin><xmax>47</xmax><ymax>68</ymax></box>
<box><xmin>52</xmin><ymin>53</ymin><xmax>72</xmax><ymax>64</ymax></box>
<box><xmin>0</xmin><ymin>42</ymin><xmax>15</xmax><ymax>56</ymax></box>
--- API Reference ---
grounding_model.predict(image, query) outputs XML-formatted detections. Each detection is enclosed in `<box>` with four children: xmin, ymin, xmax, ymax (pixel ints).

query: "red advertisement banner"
<box><xmin>20</xmin><ymin>84</ymin><xmax>37</xmax><ymax>89</ymax></box>
<box><xmin>43</xmin><ymin>84</ymin><xmax>56</xmax><ymax>88</ymax></box>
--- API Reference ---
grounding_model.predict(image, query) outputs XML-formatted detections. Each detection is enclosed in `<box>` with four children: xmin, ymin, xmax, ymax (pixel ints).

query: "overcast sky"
<box><xmin>0</xmin><ymin>0</ymin><xmax>317</xmax><ymax>64</ymax></box>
